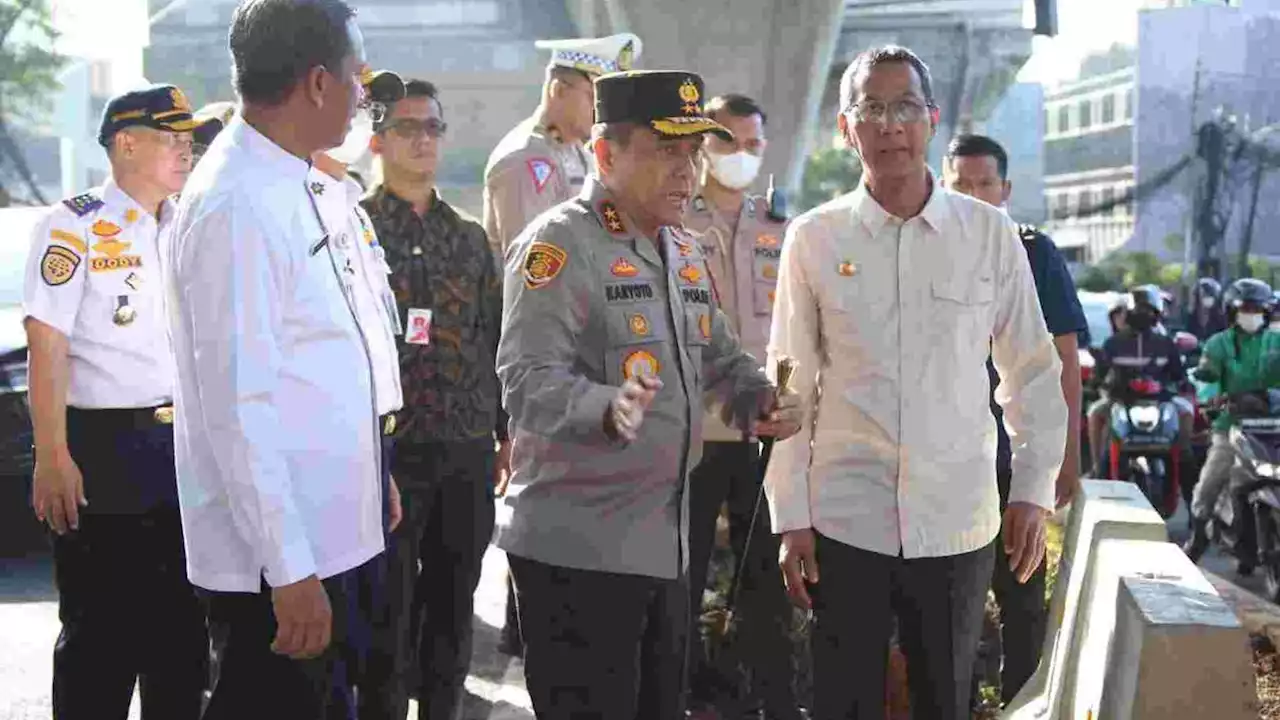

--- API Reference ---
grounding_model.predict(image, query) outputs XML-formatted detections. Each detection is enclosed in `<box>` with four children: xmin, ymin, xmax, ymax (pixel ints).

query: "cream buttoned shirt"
<box><xmin>764</xmin><ymin>180</ymin><xmax>1067</xmax><ymax>559</ymax></box>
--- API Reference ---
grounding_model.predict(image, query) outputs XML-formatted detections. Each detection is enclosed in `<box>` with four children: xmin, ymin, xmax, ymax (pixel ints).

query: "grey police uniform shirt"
<box><xmin>496</xmin><ymin>177</ymin><xmax>773</xmax><ymax>580</ymax></box>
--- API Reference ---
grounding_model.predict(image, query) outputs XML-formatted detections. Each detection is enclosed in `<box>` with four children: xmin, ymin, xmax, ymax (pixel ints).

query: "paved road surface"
<box><xmin>0</xmin><ymin>545</ymin><xmax>533</xmax><ymax>720</ymax></box>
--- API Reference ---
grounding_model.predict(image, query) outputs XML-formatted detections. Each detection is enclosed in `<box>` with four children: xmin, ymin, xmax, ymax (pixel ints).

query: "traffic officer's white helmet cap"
<box><xmin>535</xmin><ymin>33</ymin><xmax>643</xmax><ymax>76</ymax></box>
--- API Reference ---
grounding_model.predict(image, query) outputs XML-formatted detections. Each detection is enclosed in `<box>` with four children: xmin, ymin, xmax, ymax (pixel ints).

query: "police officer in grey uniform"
<box><xmin>23</xmin><ymin>84</ymin><xmax>207</xmax><ymax>720</ymax></box>
<box><xmin>496</xmin><ymin>70</ymin><xmax>803</xmax><ymax>720</ymax></box>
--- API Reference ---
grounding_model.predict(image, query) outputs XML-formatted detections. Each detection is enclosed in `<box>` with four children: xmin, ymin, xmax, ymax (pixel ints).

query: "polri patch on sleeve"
<box><xmin>527</xmin><ymin>158</ymin><xmax>555</xmax><ymax>195</ymax></box>
<box><xmin>61</xmin><ymin>192</ymin><xmax>103</xmax><ymax>218</ymax></box>
<box><xmin>41</xmin><ymin>245</ymin><xmax>81</xmax><ymax>286</ymax></box>
<box><xmin>522</xmin><ymin>241</ymin><xmax>568</xmax><ymax>289</ymax></box>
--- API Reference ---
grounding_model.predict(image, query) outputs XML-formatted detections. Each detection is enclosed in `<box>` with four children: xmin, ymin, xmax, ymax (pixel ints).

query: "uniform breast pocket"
<box><xmin>930</xmin><ymin>275</ymin><xmax>995</xmax><ymax>343</ymax></box>
<box><xmin>751</xmin><ymin>249</ymin><xmax>780</xmax><ymax>316</ymax></box>
<box><xmin>605</xmin><ymin>304</ymin><xmax>669</xmax><ymax>386</ymax></box>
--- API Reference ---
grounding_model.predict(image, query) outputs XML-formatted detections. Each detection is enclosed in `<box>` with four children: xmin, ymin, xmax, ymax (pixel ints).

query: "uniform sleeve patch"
<box><xmin>49</xmin><ymin>229</ymin><xmax>87</xmax><ymax>255</ymax></box>
<box><xmin>61</xmin><ymin>192</ymin><xmax>103</xmax><ymax>218</ymax></box>
<box><xmin>527</xmin><ymin>158</ymin><xmax>555</xmax><ymax>194</ymax></box>
<box><xmin>41</xmin><ymin>245</ymin><xmax>81</xmax><ymax>286</ymax></box>
<box><xmin>522</xmin><ymin>241</ymin><xmax>568</xmax><ymax>289</ymax></box>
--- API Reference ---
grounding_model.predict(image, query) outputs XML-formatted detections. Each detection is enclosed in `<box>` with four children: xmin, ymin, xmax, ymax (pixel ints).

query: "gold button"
<box><xmin>154</xmin><ymin>406</ymin><xmax>175</xmax><ymax>425</ymax></box>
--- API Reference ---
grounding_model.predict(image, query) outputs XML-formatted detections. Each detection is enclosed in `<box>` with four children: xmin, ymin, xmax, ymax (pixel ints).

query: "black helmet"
<box><xmin>1224</xmin><ymin>278</ymin><xmax>1275</xmax><ymax>312</ymax></box>
<box><xmin>1195</xmin><ymin>277</ymin><xmax>1223</xmax><ymax>302</ymax></box>
<box><xmin>1128</xmin><ymin>284</ymin><xmax>1165</xmax><ymax>316</ymax></box>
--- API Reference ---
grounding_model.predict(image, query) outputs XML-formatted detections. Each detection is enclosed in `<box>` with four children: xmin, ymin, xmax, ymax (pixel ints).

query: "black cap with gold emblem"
<box><xmin>594</xmin><ymin>70</ymin><xmax>733</xmax><ymax>142</ymax></box>
<box><xmin>97</xmin><ymin>84</ymin><xmax>197</xmax><ymax>147</ymax></box>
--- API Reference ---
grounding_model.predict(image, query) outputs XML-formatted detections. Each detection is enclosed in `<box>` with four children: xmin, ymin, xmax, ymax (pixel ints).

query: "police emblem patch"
<box><xmin>91</xmin><ymin>255</ymin><xmax>142</xmax><ymax>272</ymax></box>
<box><xmin>527</xmin><ymin>158</ymin><xmax>555</xmax><ymax>195</ymax></box>
<box><xmin>677</xmin><ymin>262</ymin><xmax>702</xmax><ymax>285</ymax></box>
<box><xmin>611</xmin><ymin>257</ymin><xmax>639</xmax><ymax>277</ymax></box>
<box><xmin>622</xmin><ymin>349</ymin><xmax>660</xmax><ymax>380</ymax></box>
<box><xmin>523</xmin><ymin>241</ymin><xmax>568</xmax><ymax>289</ymax></box>
<box><xmin>629</xmin><ymin>313</ymin><xmax>650</xmax><ymax>337</ymax></box>
<box><xmin>92</xmin><ymin>237</ymin><xmax>132</xmax><ymax>259</ymax></box>
<box><xmin>757</xmin><ymin>234</ymin><xmax>779</xmax><ymax>248</ymax></box>
<box><xmin>837</xmin><ymin>261</ymin><xmax>857</xmax><ymax>277</ymax></box>
<box><xmin>763</xmin><ymin>264</ymin><xmax>777</xmax><ymax>280</ymax></box>
<box><xmin>41</xmin><ymin>245</ymin><xmax>81</xmax><ymax>286</ymax></box>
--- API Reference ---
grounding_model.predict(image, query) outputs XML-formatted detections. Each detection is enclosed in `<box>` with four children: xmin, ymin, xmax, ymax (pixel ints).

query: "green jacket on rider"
<box><xmin>1198</xmin><ymin>327</ymin><xmax>1280</xmax><ymax>431</ymax></box>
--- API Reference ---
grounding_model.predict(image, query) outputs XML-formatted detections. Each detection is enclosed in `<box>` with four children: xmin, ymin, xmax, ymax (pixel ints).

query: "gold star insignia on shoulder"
<box><xmin>600</xmin><ymin>201</ymin><xmax>626</xmax><ymax>234</ymax></box>
<box><xmin>310</xmin><ymin>181</ymin><xmax>325</xmax><ymax>196</ymax></box>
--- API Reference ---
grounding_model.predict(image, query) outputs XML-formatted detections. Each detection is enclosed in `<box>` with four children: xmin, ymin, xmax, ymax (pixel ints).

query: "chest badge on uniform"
<box><xmin>309</xmin><ymin>181</ymin><xmax>325</xmax><ymax>196</ymax></box>
<box><xmin>90</xmin><ymin>219</ymin><xmax>122</xmax><ymax>238</ymax></box>
<box><xmin>112</xmin><ymin>296</ymin><xmax>136</xmax><ymax>326</ymax></box>
<box><xmin>678</xmin><ymin>262</ymin><xmax>703</xmax><ymax>285</ymax></box>
<box><xmin>527</xmin><ymin>158</ymin><xmax>555</xmax><ymax>195</ymax></box>
<box><xmin>629</xmin><ymin>313</ymin><xmax>651</xmax><ymax>337</ymax></box>
<box><xmin>123</xmin><ymin>208</ymin><xmax>139</xmax><ymax>225</ymax></box>
<box><xmin>124</xmin><ymin>272</ymin><xmax>142</xmax><ymax>290</ymax></box>
<box><xmin>600</xmin><ymin>201</ymin><xmax>626</xmax><ymax>234</ymax></box>
<box><xmin>611</xmin><ymin>257</ymin><xmax>639</xmax><ymax>277</ymax></box>
<box><xmin>523</xmin><ymin>241</ymin><xmax>568</xmax><ymax>289</ymax></box>
<box><xmin>837</xmin><ymin>261</ymin><xmax>857</xmax><ymax>277</ymax></box>
<box><xmin>757</xmin><ymin>234</ymin><xmax>779</xmax><ymax>249</ymax></box>
<box><xmin>699</xmin><ymin>313</ymin><xmax>711</xmax><ymax>339</ymax></box>
<box><xmin>40</xmin><ymin>245</ymin><xmax>81</xmax><ymax>286</ymax></box>
<box><xmin>622</xmin><ymin>349</ymin><xmax>660</xmax><ymax>380</ymax></box>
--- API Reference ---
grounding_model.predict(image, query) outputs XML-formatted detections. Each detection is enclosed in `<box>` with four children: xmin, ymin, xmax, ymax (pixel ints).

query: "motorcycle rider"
<box><xmin>1183</xmin><ymin>278</ymin><xmax>1280</xmax><ymax>568</ymax></box>
<box><xmin>1086</xmin><ymin>285</ymin><xmax>1195</xmax><ymax>476</ymax></box>
<box><xmin>1186</xmin><ymin>277</ymin><xmax>1229</xmax><ymax>341</ymax></box>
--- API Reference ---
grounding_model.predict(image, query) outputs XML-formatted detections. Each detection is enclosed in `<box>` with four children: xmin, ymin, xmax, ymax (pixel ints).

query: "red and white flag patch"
<box><xmin>527</xmin><ymin>158</ymin><xmax>555</xmax><ymax>194</ymax></box>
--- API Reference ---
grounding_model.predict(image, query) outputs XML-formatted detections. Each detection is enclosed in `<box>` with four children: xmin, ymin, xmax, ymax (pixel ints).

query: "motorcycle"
<box><xmin>1206</xmin><ymin>391</ymin><xmax>1280</xmax><ymax>602</ymax></box>
<box><xmin>1103</xmin><ymin>376</ymin><xmax>1183</xmax><ymax>518</ymax></box>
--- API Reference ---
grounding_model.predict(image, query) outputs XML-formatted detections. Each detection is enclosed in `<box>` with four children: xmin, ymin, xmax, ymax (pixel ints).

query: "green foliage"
<box><xmin>1159</xmin><ymin>263</ymin><xmax>1187</xmax><ymax>288</ymax></box>
<box><xmin>797</xmin><ymin>146</ymin><xmax>862</xmax><ymax>214</ymax></box>
<box><xmin>0</xmin><ymin>0</ymin><xmax>65</xmax><ymax>124</ymax></box>
<box><xmin>1163</xmin><ymin>233</ymin><xmax>1186</xmax><ymax>255</ymax></box>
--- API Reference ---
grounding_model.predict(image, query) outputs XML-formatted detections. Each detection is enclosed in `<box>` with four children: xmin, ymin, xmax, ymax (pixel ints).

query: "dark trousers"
<box><xmin>52</xmin><ymin>410</ymin><xmax>207</xmax><ymax>720</ymax></box>
<box><xmin>380</xmin><ymin>438</ymin><xmax>496</xmax><ymax>720</ymax></box>
<box><xmin>201</xmin><ymin>558</ymin><xmax>379</xmax><ymax>720</ymax></box>
<box><xmin>809</xmin><ymin>533</ymin><xmax>995</xmax><ymax>720</ymax></box>
<box><xmin>686</xmin><ymin>441</ymin><xmax>796</xmax><ymax>713</ymax></box>
<box><xmin>987</xmin><ymin>468</ymin><xmax>1047</xmax><ymax>705</ymax></box>
<box><xmin>509</xmin><ymin>555</ymin><xmax>689</xmax><ymax>720</ymax></box>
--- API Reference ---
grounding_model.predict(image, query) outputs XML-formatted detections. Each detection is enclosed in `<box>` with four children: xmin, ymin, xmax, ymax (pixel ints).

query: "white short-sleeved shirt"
<box><xmin>22</xmin><ymin>180</ymin><xmax>176</xmax><ymax>409</ymax></box>
<box><xmin>307</xmin><ymin>168</ymin><xmax>403</xmax><ymax>416</ymax></box>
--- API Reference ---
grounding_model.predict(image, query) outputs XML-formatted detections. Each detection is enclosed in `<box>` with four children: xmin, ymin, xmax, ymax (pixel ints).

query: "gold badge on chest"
<box><xmin>112</xmin><ymin>295</ymin><xmax>136</xmax><ymax>326</ymax></box>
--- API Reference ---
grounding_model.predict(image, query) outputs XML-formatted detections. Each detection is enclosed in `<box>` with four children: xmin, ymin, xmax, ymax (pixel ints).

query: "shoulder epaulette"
<box><xmin>62</xmin><ymin>191</ymin><xmax>103</xmax><ymax>218</ymax></box>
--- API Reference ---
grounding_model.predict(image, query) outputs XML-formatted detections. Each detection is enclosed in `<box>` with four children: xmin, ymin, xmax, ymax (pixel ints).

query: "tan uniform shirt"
<box><xmin>495</xmin><ymin>177</ymin><xmax>773</xmax><ymax>579</ymax></box>
<box><xmin>482</xmin><ymin>116</ymin><xmax>590</xmax><ymax>264</ymax></box>
<box><xmin>684</xmin><ymin>192</ymin><xmax>787</xmax><ymax>442</ymax></box>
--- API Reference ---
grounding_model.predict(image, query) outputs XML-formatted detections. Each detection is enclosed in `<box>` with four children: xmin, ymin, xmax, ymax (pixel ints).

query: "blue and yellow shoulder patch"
<box><xmin>62</xmin><ymin>191</ymin><xmax>103</xmax><ymax>218</ymax></box>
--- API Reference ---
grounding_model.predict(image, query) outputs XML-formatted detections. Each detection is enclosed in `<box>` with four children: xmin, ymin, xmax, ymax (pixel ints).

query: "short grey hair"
<box><xmin>839</xmin><ymin>45</ymin><xmax>935</xmax><ymax>111</ymax></box>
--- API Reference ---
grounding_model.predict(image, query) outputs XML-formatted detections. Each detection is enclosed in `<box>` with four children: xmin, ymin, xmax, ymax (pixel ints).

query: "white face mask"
<box><xmin>1237</xmin><ymin>312</ymin><xmax>1266</xmax><ymax>334</ymax></box>
<box><xmin>1201</xmin><ymin>296</ymin><xmax>1217</xmax><ymax>309</ymax></box>
<box><xmin>328</xmin><ymin>108</ymin><xmax>375</xmax><ymax>165</ymax></box>
<box><xmin>706</xmin><ymin>149</ymin><xmax>763</xmax><ymax>191</ymax></box>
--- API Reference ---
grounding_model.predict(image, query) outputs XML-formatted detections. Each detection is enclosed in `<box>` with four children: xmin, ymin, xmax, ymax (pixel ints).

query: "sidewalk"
<box><xmin>0</xmin><ymin>547</ymin><xmax>533</xmax><ymax>720</ymax></box>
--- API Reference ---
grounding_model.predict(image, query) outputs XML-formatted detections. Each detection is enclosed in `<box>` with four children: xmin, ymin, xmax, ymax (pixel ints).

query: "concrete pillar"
<box><xmin>1100</xmin><ymin>573</ymin><xmax>1257</xmax><ymax>720</ymax></box>
<box><xmin>577</xmin><ymin>0</ymin><xmax>846</xmax><ymax>200</ymax></box>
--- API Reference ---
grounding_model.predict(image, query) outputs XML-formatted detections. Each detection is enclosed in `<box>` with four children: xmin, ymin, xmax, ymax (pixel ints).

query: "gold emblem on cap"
<box><xmin>170</xmin><ymin>87</ymin><xmax>191</xmax><ymax>113</ymax></box>
<box><xmin>679</xmin><ymin>78</ymin><xmax>700</xmax><ymax>116</ymax></box>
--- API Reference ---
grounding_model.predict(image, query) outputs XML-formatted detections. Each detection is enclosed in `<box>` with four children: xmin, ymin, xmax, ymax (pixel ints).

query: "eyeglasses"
<box><xmin>846</xmin><ymin>98</ymin><xmax>935</xmax><ymax>125</ymax></box>
<box><xmin>381</xmin><ymin>118</ymin><xmax>448</xmax><ymax>140</ymax></box>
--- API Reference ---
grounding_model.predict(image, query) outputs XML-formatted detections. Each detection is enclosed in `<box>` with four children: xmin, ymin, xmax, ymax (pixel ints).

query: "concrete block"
<box><xmin>1004</xmin><ymin>480</ymin><xmax>1169</xmax><ymax>719</ymax></box>
<box><xmin>1100</xmin><ymin>574</ymin><xmax>1257</xmax><ymax>720</ymax></box>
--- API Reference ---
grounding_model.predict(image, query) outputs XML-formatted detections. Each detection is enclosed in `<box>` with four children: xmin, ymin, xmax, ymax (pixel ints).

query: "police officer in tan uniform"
<box><xmin>681</xmin><ymin>93</ymin><xmax>800</xmax><ymax>720</ymax></box>
<box><xmin>496</xmin><ymin>70</ymin><xmax>803</xmax><ymax>720</ymax></box>
<box><xmin>482</xmin><ymin>32</ymin><xmax>642</xmax><ymax>261</ymax></box>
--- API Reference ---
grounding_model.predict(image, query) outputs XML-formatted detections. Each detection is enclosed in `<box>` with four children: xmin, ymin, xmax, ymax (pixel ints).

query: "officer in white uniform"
<box><xmin>23</xmin><ymin>84</ymin><xmax>207</xmax><ymax>720</ymax></box>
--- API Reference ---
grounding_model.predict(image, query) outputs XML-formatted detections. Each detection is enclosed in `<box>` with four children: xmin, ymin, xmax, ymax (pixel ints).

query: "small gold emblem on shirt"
<box><xmin>837</xmin><ymin>261</ymin><xmax>856</xmax><ymax>277</ymax></box>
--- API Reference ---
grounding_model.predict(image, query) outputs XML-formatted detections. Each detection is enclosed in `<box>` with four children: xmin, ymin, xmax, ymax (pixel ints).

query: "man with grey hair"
<box><xmin>764</xmin><ymin>45</ymin><xmax>1068</xmax><ymax>718</ymax></box>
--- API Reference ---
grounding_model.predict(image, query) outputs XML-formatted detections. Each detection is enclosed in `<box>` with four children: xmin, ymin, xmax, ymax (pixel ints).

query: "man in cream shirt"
<box><xmin>764</xmin><ymin>45</ymin><xmax>1067</xmax><ymax>720</ymax></box>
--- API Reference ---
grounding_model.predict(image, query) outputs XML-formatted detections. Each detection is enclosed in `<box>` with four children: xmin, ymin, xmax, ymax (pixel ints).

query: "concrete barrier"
<box><xmin>1002</xmin><ymin>479</ymin><xmax>1255</xmax><ymax>719</ymax></box>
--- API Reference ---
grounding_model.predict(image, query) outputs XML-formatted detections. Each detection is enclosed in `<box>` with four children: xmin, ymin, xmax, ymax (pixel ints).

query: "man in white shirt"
<box><xmin>167</xmin><ymin>1</ymin><xmax>385</xmax><ymax>716</ymax></box>
<box><xmin>23</xmin><ymin>83</ymin><xmax>207</xmax><ymax>720</ymax></box>
<box><xmin>765</xmin><ymin>45</ymin><xmax>1068</xmax><ymax>719</ymax></box>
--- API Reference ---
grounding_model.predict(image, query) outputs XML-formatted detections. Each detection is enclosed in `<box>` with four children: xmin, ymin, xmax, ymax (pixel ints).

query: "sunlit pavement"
<box><xmin>0</xmin><ymin>545</ymin><xmax>533</xmax><ymax>720</ymax></box>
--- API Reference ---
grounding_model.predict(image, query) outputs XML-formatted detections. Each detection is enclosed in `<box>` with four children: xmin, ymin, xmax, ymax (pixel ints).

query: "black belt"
<box><xmin>380</xmin><ymin>412</ymin><xmax>397</xmax><ymax>437</ymax></box>
<box><xmin>67</xmin><ymin>405</ymin><xmax>174</xmax><ymax>430</ymax></box>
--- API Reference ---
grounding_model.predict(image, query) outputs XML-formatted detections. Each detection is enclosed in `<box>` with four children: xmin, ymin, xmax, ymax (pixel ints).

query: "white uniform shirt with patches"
<box><xmin>22</xmin><ymin>180</ymin><xmax>176</xmax><ymax>409</ymax></box>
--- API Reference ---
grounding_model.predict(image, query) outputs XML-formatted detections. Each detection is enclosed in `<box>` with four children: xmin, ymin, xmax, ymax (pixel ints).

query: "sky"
<box><xmin>1019</xmin><ymin>0</ymin><xmax>1148</xmax><ymax>86</ymax></box>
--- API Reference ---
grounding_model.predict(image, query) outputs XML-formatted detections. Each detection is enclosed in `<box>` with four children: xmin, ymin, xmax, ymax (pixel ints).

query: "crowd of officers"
<box><xmin>20</xmin><ymin>1</ymin><xmax>1083</xmax><ymax>719</ymax></box>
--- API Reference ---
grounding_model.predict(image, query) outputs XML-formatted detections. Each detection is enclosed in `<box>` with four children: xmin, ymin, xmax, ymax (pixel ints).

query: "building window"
<box><xmin>88</xmin><ymin>60</ymin><xmax>112</xmax><ymax>98</ymax></box>
<box><xmin>1044</xmin><ymin>109</ymin><xmax>1052</xmax><ymax>135</ymax></box>
<box><xmin>1058</xmin><ymin>105</ymin><xmax>1070</xmax><ymax>135</ymax></box>
<box><xmin>1100</xmin><ymin>186</ymin><xmax>1115</xmax><ymax>214</ymax></box>
<box><xmin>1079</xmin><ymin>99</ymin><xmax>1092</xmax><ymax>130</ymax></box>
<box><xmin>1125</xmin><ymin>88</ymin><xmax>1134</xmax><ymax>120</ymax></box>
<box><xmin>1078</xmin><ymin>188</ymin><xmax>1092</xmax><ymax>217</ymax></box>
<box><xmin>1102</xmin><ymin>94</ymin><xmax>1116</xmax><ymax>124</ymax></box>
